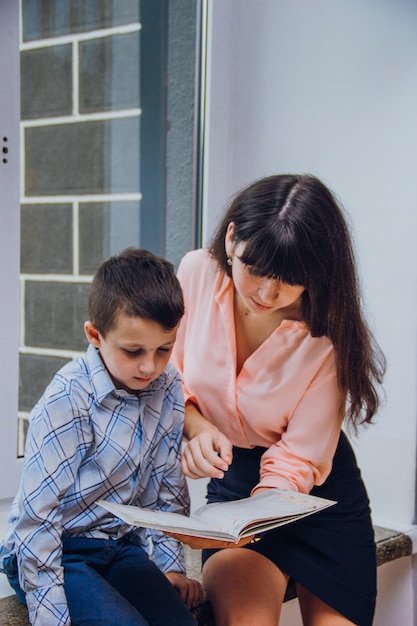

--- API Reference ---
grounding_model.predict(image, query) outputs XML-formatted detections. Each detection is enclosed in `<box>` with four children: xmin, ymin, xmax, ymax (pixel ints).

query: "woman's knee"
<box><xmin>202</xmin><ymin>548</ymin><xmax>287</xmax><ymax>626</ymax></box>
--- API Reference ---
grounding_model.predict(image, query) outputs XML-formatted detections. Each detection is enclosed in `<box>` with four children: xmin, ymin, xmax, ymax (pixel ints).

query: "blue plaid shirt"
<box><xmin>0</xmin><ymin>344</ymin><xmax>189</xmax><ymax>626</ymax></box>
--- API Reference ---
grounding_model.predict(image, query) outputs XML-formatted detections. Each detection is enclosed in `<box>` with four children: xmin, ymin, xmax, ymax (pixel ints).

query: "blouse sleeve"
<box><xmin>254</xmin><ymin>349</ymin><xmax>345</xmax><ymax>495</ymax></box>
<box><xmin>171</xmin><ymin>253</ymin><xmax>200</xmax><ymax>407</ymax></box>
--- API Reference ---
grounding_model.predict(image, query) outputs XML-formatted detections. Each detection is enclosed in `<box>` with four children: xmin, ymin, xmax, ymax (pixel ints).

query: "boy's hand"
<box><xmin>165</xmin><ymin>571</ymin><xmax>204</xmax><ymax>608</ymax></box>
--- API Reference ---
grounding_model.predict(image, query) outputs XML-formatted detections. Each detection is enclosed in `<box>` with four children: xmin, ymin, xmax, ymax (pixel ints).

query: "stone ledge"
<box><xmin>0</xmin><ymin>595</ymin><xmax>28</xmax><ymax>626</ymax></box>
<box><xmin>373</xmin><ymin>525</ymin><xmax>413</xmax><ymax>566</ymax></box>
<box><xmin>0</xmin><ymin>526</ymin><xmax>412</xmax><ymax>626</ymax></box>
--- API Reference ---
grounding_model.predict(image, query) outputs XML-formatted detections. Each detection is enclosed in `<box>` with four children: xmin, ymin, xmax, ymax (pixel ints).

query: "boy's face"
<box><xmin>84</xmin><ymin>312</ymin><xmax>178</xmax><ymax>394</ymax></box>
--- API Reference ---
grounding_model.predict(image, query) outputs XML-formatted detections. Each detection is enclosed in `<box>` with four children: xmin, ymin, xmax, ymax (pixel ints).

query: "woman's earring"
<box><xmin>226</xmin><ymin>257</ymin><xmax>232</xmax><ymax>266</ymax></box>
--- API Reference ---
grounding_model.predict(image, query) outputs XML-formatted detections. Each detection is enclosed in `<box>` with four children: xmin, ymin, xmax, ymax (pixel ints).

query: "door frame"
<box><xmin>0</xmin><ymin>0</ymin><xmax>23</xmax><ymax>498</ymax></box>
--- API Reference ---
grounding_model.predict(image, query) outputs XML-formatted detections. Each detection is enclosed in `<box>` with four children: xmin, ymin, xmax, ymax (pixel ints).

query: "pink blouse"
<box><xmin>171</xmin><ymin>249</ymin><xmax>345</xmax><ymax>494</ymax></box>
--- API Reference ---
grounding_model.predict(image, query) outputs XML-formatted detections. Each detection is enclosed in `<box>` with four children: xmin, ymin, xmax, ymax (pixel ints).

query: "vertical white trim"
<box><xmin>200</xmin><ymin>0</ymin><xmax>212</xmax><ymax>247</ymax></box>
<box><xmin>0</xmin><ymin>0</ymin><xmax>23</xmax><ymax>496</ymax></box>
<box><xmin>20</xmin><ymin>275</ymin><xmax>26</xmax><ymax>346</ymax></box>
<box><xmin>73</xmin><ymin>201</ymin><xmax>79</xmax><ymax>276</ymax></box>
<box><xmin>72</xmin><ymin>40</ymin><xmax>79</xmax><ymax>116</ymax></box>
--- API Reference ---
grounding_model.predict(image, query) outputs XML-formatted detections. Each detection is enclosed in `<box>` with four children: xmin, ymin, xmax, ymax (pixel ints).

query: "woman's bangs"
<box><xmin>239</xmin><ymin>231</ymin><xmax>308</xmax><ymax>287</ymax></box>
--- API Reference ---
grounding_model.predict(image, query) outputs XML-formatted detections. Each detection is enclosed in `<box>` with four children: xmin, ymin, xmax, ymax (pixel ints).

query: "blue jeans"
<box><xmin>4</xmin><ymin>535</ymin><xmax>196</xmax><ymax>626</ymax></box>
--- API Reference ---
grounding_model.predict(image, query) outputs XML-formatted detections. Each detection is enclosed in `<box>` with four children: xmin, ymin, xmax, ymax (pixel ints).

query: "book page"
<box><xmin>98</xmin><ymin>500</ymin><xmax>237</xmax><ymax>540</ymax></box>
<box><xmin>98</xmin><ymin>489</ymin><xmax>335</xmax><ymax>542</ymax></box>
<box><xmin>192</xmin><ymin>489</ymin><xmax>335</xmax><ymax>537</ymax></box>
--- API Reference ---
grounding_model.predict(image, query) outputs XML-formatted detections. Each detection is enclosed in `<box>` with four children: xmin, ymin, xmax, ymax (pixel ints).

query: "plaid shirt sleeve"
<box><xmin>25</xmin><ymin>585</ymin><xmax>70</xmax><ymax>626</ymax></box>
<box><xmin>13</xmin><ymin>382</ymin><xmax>92</xmax><ymax>626</ymax></box>
<box><xmin>135</xmin><ymin>370</ymin><xmax>190</xmax><ymax>574</ymax></box>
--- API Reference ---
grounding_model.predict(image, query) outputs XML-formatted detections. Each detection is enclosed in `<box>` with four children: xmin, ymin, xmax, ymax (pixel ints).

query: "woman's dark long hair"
<box><xmin>209</xmin><ymin>174</ymin><xmax>386</xmax><ymax>430</ymax></box>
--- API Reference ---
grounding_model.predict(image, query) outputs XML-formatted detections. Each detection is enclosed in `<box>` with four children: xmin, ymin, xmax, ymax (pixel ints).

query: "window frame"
<box><xmin>0</xmin><ymin>0</ymin><xmax>204</xmax><ymax>499</ymax></box>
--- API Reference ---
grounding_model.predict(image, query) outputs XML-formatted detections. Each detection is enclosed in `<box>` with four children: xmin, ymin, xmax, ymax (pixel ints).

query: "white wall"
<box><xmin>201</xmin><ymin>0</ymin><xmax>417</xmax><ymax>526</ymax></box>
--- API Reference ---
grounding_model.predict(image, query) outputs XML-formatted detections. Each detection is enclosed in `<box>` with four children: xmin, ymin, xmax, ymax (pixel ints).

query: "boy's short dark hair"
<box><xmin>88</xmin><ymin>247</ymin><xmax>184</xmax><ymax>336</ymax></box>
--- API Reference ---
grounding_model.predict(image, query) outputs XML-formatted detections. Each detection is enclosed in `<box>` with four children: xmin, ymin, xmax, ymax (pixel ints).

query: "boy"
<box><xmin>0</xmin><ymin>248</ymin><xmax>202</xmax><ymax>626</ymax></box>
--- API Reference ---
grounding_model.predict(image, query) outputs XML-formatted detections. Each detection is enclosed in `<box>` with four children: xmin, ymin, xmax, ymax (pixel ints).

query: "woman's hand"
<box><xmin>165</xmin><ymin>571</ymin><xmax>204</xmax><ymax>608</ymax></box>
<box><xmin>182</xmin><ymin>402</ymin><xmax>233</xmax><ymax>479</ymax></box>
<box><xmin>182</xmin><ymin>430</ymin><xmax>233</xmax><ymax>479</ymax></box>
<box><xmin>167</xmin><ymin>532</ymin><xmax>255</xmax><ymax>550</ymax></box>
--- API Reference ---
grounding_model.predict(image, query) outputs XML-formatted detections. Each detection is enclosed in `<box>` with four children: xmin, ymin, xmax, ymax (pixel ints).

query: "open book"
<box><xmin>98</xmin><ymin>489</ymin><xmax>336</xmax><ymax>543</ymax></box>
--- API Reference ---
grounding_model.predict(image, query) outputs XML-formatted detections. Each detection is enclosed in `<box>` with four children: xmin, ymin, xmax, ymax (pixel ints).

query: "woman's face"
<box><xmin>225</xmin><ymin>223</ymin><xmax>305</xmax><ymax>317</ymax></box>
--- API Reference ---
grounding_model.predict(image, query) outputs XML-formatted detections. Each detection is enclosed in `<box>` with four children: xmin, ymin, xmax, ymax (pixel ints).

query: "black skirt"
<box><xmin>202</xmin><ymin>432</ymin><xmax>376</xmax><ymax>626</ymax></box>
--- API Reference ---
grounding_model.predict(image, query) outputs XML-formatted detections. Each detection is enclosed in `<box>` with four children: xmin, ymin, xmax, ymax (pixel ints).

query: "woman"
<box><xmin>171</xmin><ymin>174</ymin><xmax>385</xmax><ymax>626</ymax></box>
